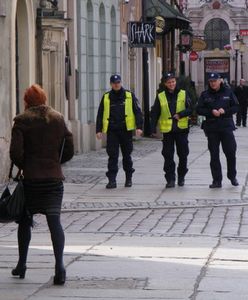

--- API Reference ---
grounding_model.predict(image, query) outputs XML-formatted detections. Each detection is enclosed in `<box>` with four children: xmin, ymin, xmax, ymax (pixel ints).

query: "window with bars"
<box><xmin>204</xmin><ymin>18</ymin><xmax>230</xmax><ymax>50</ymax></box>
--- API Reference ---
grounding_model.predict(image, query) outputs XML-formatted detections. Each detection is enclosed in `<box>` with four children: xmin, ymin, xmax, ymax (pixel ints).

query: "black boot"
<box><xmin>54</xmin><ymin>266</ymin><xmax>66</xmax><ymax>285</ymax></box>
<box><xmin>231</xmin><ymin>178</ymin><xmax>239</xmax><ymax>186</ymax></box>
<box><xmin>12</xmin><ymin>265</ymin><xmax>27</xmax><ymax>279</ymax></box>
<box><xmin>166</xmin><ymin>180</ymin><xmax>175</xmax><ymax>188</ymax></box>
<box><xmin>125</xmin><ymin>178</ymin><xmax>132</xmax><ymax>187</ymax></box>
<box><xmin>209</xmin><ymin>181</ymin><xmax>222</xmax><ymax>188</ymax></box>
<box><xmin>178</xmin><ymin>177</ymin><xmax>185</xmax><ymax>187</ymax></box>
<box><xmin>106</xmin><ymin>181</ymin><xmax>117</xmax><ymax>189</ymax></box>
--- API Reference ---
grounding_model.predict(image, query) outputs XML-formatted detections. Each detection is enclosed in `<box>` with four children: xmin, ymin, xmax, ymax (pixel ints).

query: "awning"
<box><xmin>144</xmin><ymin>0</ymin><xmax>190</xmax><ymax>31</ymax></box>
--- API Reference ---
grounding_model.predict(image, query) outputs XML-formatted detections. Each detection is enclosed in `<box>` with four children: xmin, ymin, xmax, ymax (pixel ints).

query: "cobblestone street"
<box><xmin>1</xmin><ymin>127</ymin><xmax>248</xmax><ymax>299</ymax></box>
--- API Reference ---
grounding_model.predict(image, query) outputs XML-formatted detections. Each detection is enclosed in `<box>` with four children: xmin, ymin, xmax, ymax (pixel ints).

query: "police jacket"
<box><xmin>196</xmin><ymin>84</ymin><xmax>239</xmax><ymax>133</ymax></box>
<box><xmin>96</xmin><ymin>87</ymin><xmax>143</xmax><ymax>132</ymax></box>
<box><xmin>234</xmin><ymin>85</ymin><xmax>248</xmax><ymax>107</ymax></box>
<box><xmin>150</xmin><ymin>87</ymin><xmax>192</xmax><ymax>134</ymax></box>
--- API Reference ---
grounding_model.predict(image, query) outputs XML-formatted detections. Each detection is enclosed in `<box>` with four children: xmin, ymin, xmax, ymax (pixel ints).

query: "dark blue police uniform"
<box><xmin>96</xmin><ymin>75</ymin><xmax>143</xmax><ymax>188</ymax></box>
<box><xmin>196</xmin><ymin>74</ymin><xmax>239</xmax><ymax>187</ymax></box>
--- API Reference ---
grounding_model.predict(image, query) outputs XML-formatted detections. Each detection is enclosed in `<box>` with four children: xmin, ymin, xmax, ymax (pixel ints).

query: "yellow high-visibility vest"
<box><xmin>158</xmin><ymin>89</ymin><xmax>189</xmax><ymax>133</ymax></box>
<box><xmin>102</xmin><ymin>91</ymin><xmax>136</xmax><ymax>133</ymax></box>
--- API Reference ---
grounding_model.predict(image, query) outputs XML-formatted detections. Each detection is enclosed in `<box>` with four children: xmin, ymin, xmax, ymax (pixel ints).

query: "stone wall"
<box><xmin>0</xmin><ymin>3</ymin><xmax>15</xmax><ymax>182</ymax></box>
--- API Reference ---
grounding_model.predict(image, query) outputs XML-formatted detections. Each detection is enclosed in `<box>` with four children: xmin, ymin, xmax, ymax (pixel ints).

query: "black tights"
<box><xmin>16</xmin><ymin>214</ymin><xmax>65</xmax><ymax>270</ymax></box>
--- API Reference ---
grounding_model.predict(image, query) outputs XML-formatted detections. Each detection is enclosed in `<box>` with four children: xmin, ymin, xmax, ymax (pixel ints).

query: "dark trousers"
<box><xmin>207</xmin><ymin>131</ymin><xmax>237</xmax><ymax>182</ymax></box>
<box><xmin>162</xmin><ymin>132</ymin><xmax>189</xmax><ymax>182</ymax></box>
<box><xmin>236</xmin><ymin>106</ymin><xmax>247</xmax><ymax>126</ymax></box>
<box><xmin>106</xmin><ymin>130</ymin><xmax>134</xmax><ymax>181</ymax></box>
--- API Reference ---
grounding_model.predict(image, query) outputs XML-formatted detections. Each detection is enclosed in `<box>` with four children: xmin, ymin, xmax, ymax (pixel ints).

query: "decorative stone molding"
<box><xmin>42</xmin><ymin>30</ymin><xmax>58</xmax><ymax>51</ymax></box>
<box><xmin>39</xmin><ymin>0</ymin><xmax>58</xmax><ymax>10</ymax></box>
<box><xmin>0</xmin><ymin>0</ymin><xmax>6</xmax><ymax>17</ymax></box>
<box><xmin>36</xmin><ymin>7</ymin><xmax>70</xmax><ymax>114</ymax></box>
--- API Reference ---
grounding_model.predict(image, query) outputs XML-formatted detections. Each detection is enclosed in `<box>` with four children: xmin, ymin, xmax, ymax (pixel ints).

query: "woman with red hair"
<box><xmin>10</xmin><ymin>84</ymin><xmax>74</xmax><ymax>285</ymax></box>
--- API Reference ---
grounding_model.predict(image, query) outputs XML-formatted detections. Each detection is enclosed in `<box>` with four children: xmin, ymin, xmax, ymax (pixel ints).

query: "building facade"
<box><xmin>0</xmin><ymin>0</ymin><xmax>75</xmax><ymax>182</ymax></box>
<box><xmin>184</xmin><ymin>0</ymin><xmax>248</xmax><ymax>92</ymax></box>
<box><xmin>120</xmin><ymin>0</ymin><xmax>143</xmax><ymax>103</ymax></box>
<box><xmin>77</xmin><ymin>0</ymin><xmax>121</xmax><ymax>152</ymax></box>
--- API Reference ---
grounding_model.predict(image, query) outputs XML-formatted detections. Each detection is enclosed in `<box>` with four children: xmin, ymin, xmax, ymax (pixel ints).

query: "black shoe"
<box><xmin>178</xmin><ymin>178</ymin><xmax>185</xmax><ymax>187</ymax></box>
<box><xmin>54</xmin><ymin>267</ymin><xmax>66</xmax><ymax>285</ymax></box>
<box><xmin>231</xmin><ymin>178</ymin><xmax>239</xmax><ymax>186</ymax></box>
<box><xmin>106</xmin><ymin>181</ymin><xmax>117</xmax><ymax>189</ymax></box>
<box><xmin>166</xmin><ymin>181</ymin><xmax>175</xmax><ymax>188</ymax></box>
<box><xmin>209</xmin><ymin>181</ymin><xmax>222</xmax><ymax>188</ymax></box>
<box><xmin>12</xmin><ymin>265</ymin><xmax>27</xmax><ymax>279</ymax></box>
<box><xmin>125</xmin><ymin>179</ymin><xmax>132</xmax><ymax>187</ymax></box>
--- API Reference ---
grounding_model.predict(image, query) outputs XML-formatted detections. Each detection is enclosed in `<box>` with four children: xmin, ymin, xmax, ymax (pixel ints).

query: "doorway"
<box><xmin>15</xmin><ymin>0</ymin><xmax>34</xmax><ymax>114</ymax></box>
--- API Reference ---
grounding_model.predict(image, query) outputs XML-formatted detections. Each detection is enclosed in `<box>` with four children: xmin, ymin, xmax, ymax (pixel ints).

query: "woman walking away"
<box><xmin>10</xmin><ymin>84</ymin><xmax>74</xmax><ymax>285</ymax></box>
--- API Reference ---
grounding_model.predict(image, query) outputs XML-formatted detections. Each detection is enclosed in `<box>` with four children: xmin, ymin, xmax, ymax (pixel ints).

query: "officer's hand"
<box><xmin>212</xmin><ymin>109</ymin><xmax>221</xmax><ymax>117</ymax></box>
<box><xmin>173</xmin><ymin>114</ymin><xmax>180</xmax><ymax>120</ymax></box>
<box><xmin>96</xmin><ymin>132</ymin><xmax>103</xmax><ymax>140</ymax></box>
<box><xmin>136</xmin><ymin>129</ymin><xmax>143</xmax><ymax>137</ymax></box>
<box><xmin>219</xmin><ymin>108</ymin><xmax>225</xmax><ymax>115</ymax></box>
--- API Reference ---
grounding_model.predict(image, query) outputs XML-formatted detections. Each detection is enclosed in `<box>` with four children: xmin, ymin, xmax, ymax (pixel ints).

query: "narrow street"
<box><xmin>1</xmin><ymin>126</ymin><xmax>248</xmax><ymax>299</ymax></box>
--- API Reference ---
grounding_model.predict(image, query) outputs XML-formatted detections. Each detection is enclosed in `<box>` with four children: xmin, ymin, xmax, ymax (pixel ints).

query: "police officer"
<box><xmin>151</xmin><ymin>72</ymin><xmax>192</xmax><ymax>188</ymax></box>
<box><xmin>96</xmin><ymin>75</ymin><xmax>143</xmax><ymax>189</ymax></box>
<box><xmin>196</xmin><ymin>73</ymin><xmax>239</xmax><ymax>188</ymax></box>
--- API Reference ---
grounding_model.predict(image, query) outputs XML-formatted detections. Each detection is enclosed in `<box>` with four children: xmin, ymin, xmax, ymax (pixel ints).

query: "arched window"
<box><xmin>204</xmin><ymin>18</ymin><xmax>230</xmax><ymax>50</ymax></box>
<box><xmin>99</xmin><ymin>3</ymin><xmax>106</xmax><ymax>97</ymax></box>
<box><xmin>111</xmin><ymin>6</ymin><xmax>117</xmax><ymax>74</ymax></box>
<box><xmin>86</xmin><ymin>0</ymin><xmax>94</xmax><ymax>122</ymax></box>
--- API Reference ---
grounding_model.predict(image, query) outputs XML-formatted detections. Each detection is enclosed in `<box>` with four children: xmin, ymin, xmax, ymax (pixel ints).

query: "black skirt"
<box><xmin>23</xmin><ymin>180</ymin><xmax>64</xmax><ymax>215</ymax></box>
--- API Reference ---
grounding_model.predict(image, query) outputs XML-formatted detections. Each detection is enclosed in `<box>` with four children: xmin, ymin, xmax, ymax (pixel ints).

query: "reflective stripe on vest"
<box><xmin>158</xmin><ymin>90</ymin><xmax>189</xmax><ymax>133</ymax></box>
<box><xmin>102</xmin><ymin>91</ymin><xmax>136</xmax><ymax>133</ymax></box>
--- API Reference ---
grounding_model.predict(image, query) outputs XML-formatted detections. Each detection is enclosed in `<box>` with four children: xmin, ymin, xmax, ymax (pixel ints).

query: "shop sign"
<box><xmin>192</xmin><ymin>38</ymin><xmax>207</xmax><ymax>51</ymax></box>
<box><xmin>128</xmin><ymin>22</ymin><xmax>156</xmax><ymax>48</ymax></box>
<box><xmin>155</xmin><ymin>16</ymin><xmax>165</xmax><ymax>34</ymax></box>
<box><xmin>204</xmin><ymin>58</ymin><xmax>230</xmax><ymax>87</ymax></box>
<box><xmin>205</xmin><ymin>58</ymin><xmax>229</xmax><ymax>73</ymax></box>
<box><xmin>240</xmin><ymin>30</ymin><xmax>248</xmax><ymax>36</ymax></box>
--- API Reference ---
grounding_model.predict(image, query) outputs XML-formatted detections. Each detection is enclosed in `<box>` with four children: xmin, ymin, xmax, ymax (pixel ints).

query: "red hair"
<box><xmin>24</xmin><ymin>84</ymin><xmax>47</xmax><ymax>108</ymax></box>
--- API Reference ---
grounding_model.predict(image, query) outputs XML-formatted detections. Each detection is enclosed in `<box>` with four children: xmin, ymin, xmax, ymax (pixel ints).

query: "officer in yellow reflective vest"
<box><xmin>151</xmin><ymin>72</ymin><xmax>192</xmax><ymax>188</ymax></box>
<box><xmin>96</xmin><ymin>75</ymin><xmax>143</xmax><ymax>189</ymax></box>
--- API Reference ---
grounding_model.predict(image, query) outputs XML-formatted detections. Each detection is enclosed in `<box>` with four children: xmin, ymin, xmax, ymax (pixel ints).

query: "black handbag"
<box><xmin>0</xmin><ymin>164</ymin><xmax>25</xmax><ymax>223</ymax></box>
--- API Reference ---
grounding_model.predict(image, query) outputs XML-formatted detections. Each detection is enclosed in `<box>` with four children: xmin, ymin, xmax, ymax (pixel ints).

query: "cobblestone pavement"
<box><xmin>62</xmin><ymin>137</ymin><xmax>160</xmax><ymax>184</ymax></box>
<box><xmin>0</xmin><ymin>205</ymin><xmax>247</xmax><ymax>238</ymax></box>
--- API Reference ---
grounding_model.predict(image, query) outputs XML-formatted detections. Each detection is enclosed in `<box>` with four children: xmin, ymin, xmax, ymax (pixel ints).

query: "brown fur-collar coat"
<box><xmin>10</xmin><ymin>105</ymin><xmax>74</xmax><ymax>181</ymax></box>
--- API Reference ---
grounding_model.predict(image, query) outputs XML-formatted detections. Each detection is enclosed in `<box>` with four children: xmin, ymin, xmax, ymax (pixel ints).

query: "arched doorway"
<box><xmin>14</xmin><ymin>0</ymin><xmax>35</xmax><ymax>115</ymax></box>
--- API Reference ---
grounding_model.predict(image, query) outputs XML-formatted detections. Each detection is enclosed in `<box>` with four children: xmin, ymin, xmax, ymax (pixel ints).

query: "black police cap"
<box><xmin>110</xmin><ymin>74</ymin><xmax>121</xmax><ymax>83</ymax></box>
<box><xmin>163</xmin><ymin>72</ymin><xmax>176</xmax><ymax>82</ymax></box>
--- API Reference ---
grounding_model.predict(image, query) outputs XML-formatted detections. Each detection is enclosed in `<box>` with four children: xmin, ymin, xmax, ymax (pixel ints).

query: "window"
<box><xmin>204</xmin><ymin>18</ymin><xmax>230</xmax><ymax>50</ymax></box>
<box><xmin>111</xmin><ymin>6</ymin><xmax>117</xmax><ymax>74</ymax></box>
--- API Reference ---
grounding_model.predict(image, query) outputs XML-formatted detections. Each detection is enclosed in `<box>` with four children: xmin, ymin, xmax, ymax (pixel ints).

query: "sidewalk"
<box><xmin>1</xmin><ymin>126</ymin><xmax>248</xmax><ymax>299</ymax></box>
